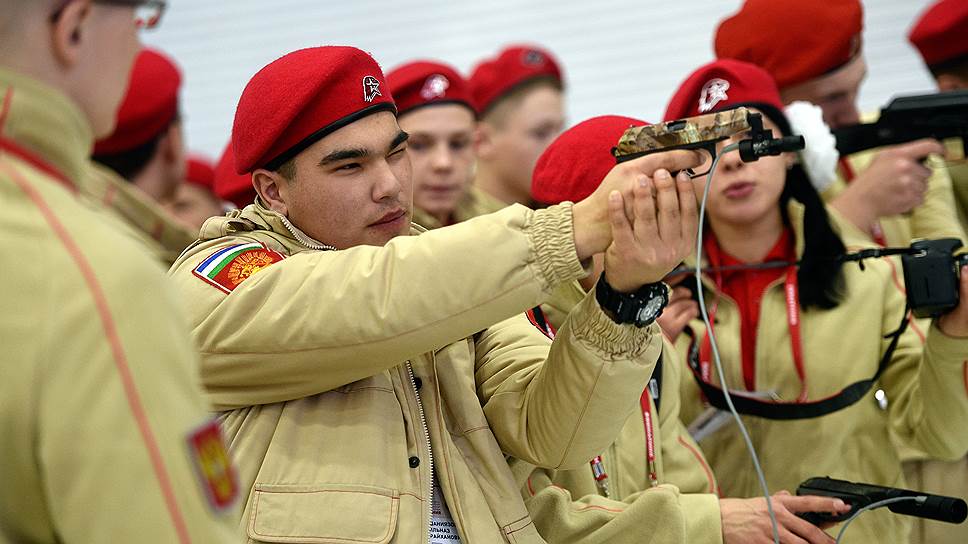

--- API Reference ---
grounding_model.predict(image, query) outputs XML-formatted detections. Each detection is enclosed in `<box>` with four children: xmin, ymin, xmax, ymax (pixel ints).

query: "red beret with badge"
<box><xmin>213</xmin><ymin>144</ymin><xmax>255</xmax><ymax>209</ymax></box>
<box><xmin>185</xmin><ymin>156</ymin><xmax>216</xmax><ymax>191</ymax></box>
<box><xmin>664</xmin><ymin>58</ymin><xmax>784</xmax><ymax>122</ymax></box>
<box><xmin>908</xmin><ymin>0</ymin><xmax>968</xmax><ymax>68</ymax></box>
<box><xmin>94</xmin><ymin>48</ymin><xmax>182</xmax><ymax>155</ymax></box>
<box><xmin>468</xmin><ymin>44</ymin><xmax>563</xmax><ymax>115</ymax></box>
<box><xmin>715</xmin><ymin>0</ymin><xmax>864</xmax><ymax>89</ymax></box>
<box><xmin>387</xmin><ymin>60</ymin><xmax>476</xmax><ymax>117</ymax></box>
<box><xmin>232</xmin><ymin>46</ymin><xmax>396</xmax><ymax>174</ymax></box>
<box><xmin>531</xmin><ymin>115</ymin><xmax>647</xmax><ymax>205</ymax></box>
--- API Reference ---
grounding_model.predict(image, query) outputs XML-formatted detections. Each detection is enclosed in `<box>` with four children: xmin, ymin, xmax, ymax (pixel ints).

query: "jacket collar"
<box><xmin>0</xmin><ymin>68</ymin><xmax>93</xmax><ymax>187</ymax></box>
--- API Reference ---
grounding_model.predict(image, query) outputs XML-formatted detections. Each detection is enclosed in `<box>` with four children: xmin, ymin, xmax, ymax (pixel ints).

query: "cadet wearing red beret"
<box><xmin>468</xmin><ymin>44</ymin><xmax>566</xmax><ymax>206</ymax></box>
<box><xmin>387</xmin><ymin>60</ymin><xmax>503</xmax><ymax>229</ymax></box>
<box><xmin>85</xmin><ymin>47</ymin><xmax>195</xmax><ymax>264</ymax></box>
<box><xmin>907</xmin><ymin>6</ymin><xmax>968</xmax><ymax>543</ymax></box>
<box><xmin>715</xmin><ymin>0</ymin><xmax>961</xmax><ymax>253</ymax></box>
<box><xmin>166</xmin><ymin>44</ymin><xmax>705</xmax><ymax>542</ymax></box>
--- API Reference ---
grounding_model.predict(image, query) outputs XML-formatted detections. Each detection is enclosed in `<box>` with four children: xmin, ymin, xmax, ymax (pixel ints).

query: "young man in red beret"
<box><xmin>167</xmin><ymin>45</ymin><xmax>706</xmax><ymax>542</ymax></box>
<box><xmin>387</xmin><ymin>60</ymin><xmax>503</xmax><ymax>229</ymax></box>
<box><xmin>469</xmin><ymin>44</ymin><xmax>566</xmax><ymax>206</ymax></box>
<box><xmin>86</xmin><ymin>47</ymin><xmax>196</xmax><ymax>263</ymax></box>
<box><xmin>0</xmin><ymin>1</ymin><xmax>238</xmax><ymax>541</ymax></box>
<box><xmin>167</xmin><ymin>155</ymin><xmax>226</xmax><ymax>231</ymax></box>
<box><xmin>715</xmin><ymin>0</ymin><xmax>964</xmax><ymax>249</ymax></box>
<box><xmin>903</xmin><ymin>5</ymin><xmax>968</xmax><ymax>543</ymax></box>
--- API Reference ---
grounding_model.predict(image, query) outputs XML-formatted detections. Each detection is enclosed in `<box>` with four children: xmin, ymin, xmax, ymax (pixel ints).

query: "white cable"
<box><xmin>834</xmin><ymin>496</ymin><xmax>927</xmax><ymax>544</ymax></box>
<box><xmin>695</xmin><ymin>142</ymin><xmax>780</xmax><ymax>544</ymax></box>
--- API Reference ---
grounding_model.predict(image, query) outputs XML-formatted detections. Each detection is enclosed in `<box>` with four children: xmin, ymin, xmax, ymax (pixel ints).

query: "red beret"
<box><xmin>531</xmin><ymin>115</ymin><xmax>647</xmax><ymax>205</ymax></box>
<box><xmin>185</xmin><ymin>155</ymin><xmax>215</xmax><ymax>190</ymax></box>
<box><xmin>664</xmin><ymin>59</ymin><xmax>784</xmax><ymax>122</ymax></box>
<box><xmin>213</xmin><ymin>144</ymin><xmax>255</xmax><ymax>209</ymax></box>
<box><xmin>94</xmin><ymin>48</ymin><xmax>181</xmax><ymax>155</ymax></box>
<box><xmin>908</xmin><ymin>0</ymin><xmax>968</xmax><ymax>68</ymax></box>
<box><xmin>387</xmin><ymin>61</ymin><xmax>475</xmax><ymax>117</ymax></box>
<box><xmin>715</xmin><ymin>0</ymin><xmax>864</xmax><ymax>89</ymax></box>
<box><xmin>469</xmin><ymin>45</ymin><xmax>563</xmax><ymax>115</ymax></box>
<box><xmin>232</xmin><ymin>46</ymin><xmax>396</xmax><ymax>174</ymax></box>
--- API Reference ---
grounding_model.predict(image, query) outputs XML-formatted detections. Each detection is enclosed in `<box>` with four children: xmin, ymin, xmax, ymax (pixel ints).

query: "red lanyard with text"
<box><xmin>698</xmin><ymin>266</ymin><xmax>809</xmax><ymax>403</ymax></box>
<box><xmin>640</xmin><ymin>389</ymin><xmax>659</xmax><ymax>487</ymax></box>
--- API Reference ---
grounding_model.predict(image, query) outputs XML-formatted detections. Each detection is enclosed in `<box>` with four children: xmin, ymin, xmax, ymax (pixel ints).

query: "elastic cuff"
<box><xmin>527</xmin><ymin>202</ymin><xmax>588</xmax><ymax>290</ymax></box>
<box><xmin>680</xmin><ymin>493</ymin><xmax>724</xmax><ymax>544</ymax></box>
<box><xmin>568</xmin><ymin>287</ymin><xmax>657</xmax><ymax>361</ymax></box>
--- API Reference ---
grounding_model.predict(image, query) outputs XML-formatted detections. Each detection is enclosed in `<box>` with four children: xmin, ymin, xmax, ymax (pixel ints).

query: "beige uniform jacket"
<box><xmin>510</xmin><ymin>281</ymin><xmax>722</xmax><ymax>544</ymax></box>
<box><xmin>167</xmin><ymin>200</ymin><xmax>663</xmax><ymax>543</ymax></box>
<box><xmin>824</xmin><ymin>113</ymin><xmax>965</xmax><ymax>246</ymax></box>
<box><xmin>0</xmin><ymin>69</ymin><xmax>238</xmax><ymax>543</ymax></box>
<box><xmin>411</xmin><ymin>185</ymin><xmax>506</xmax><ymax>229</ymax></box>
<box><xmin>675</xmin><ymin>202</ymin><xmax>968</xmax><ymax>543</ymax></box>
<box><xmin>903</xmin><ymin>138</ymin><xmax>968</xmax><ymax>544</ymax></box>
<box><xmin>79</xmin><ymin>162</ymin><xmax>197</xmax><ymax>265</ymax></box>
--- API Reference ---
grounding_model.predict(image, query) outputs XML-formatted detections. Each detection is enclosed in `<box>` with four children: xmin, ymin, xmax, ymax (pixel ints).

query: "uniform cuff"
<box><xmin>568</xmin><ymin>286</ymin><xmax>658</xmax><ymax>361</ymax></box>
<box><xmin>680</xmin><ymin>493</ymin><xmax>723</xmax><ymax>544</ymax></box>
<box><xmin>527</xmin><ymin>202</ymin><xmax>589</xmax><ymax>291</ymax></box>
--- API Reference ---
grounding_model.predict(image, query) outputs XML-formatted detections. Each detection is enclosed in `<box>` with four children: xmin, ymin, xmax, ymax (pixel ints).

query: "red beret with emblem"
<box><xmin>94</xmin><ymin>48</ymin><xmax>181</xmax><ymax>155</ymax></box>
<box><xmin>531</xmin><ymin>115</ymin><xmax>647</xmax><ymax>205</ymax></box>
<box><xmin>214</xmin><ymin>144</ymin><xmax>255</xmax><ymax>209</ymax></box>
<box><xmin>469</xmin><ymin>45</ymin><xmax>563</xmax><ymax>115</ymax></box>
<box><xmin>232</xmin><ymin>46</ymin><xmax>396</xmax><ymax>174</ymax></box>
<box><xmin>387</xmin><ymin>60</ymin><xmax>475</xmax><ymax>117</ymax></box>
<box><xmin>185</xmin><ymin>155</ymin><xmax>215</xmax><ymax>190</ymax></box>
<box><xmin>908</xmin><ymin>0</ymin><xmax>968</xmax><ymax>68</ymax></box>
<box><xmin>664</xmin><ymin>59</ymin><xmax>784</xmax><ymax>122</ymax></box>
<box><xmin>715</xmin><ymin>0</ymin><xmax>864</xmax><ymax>89</ymax></box>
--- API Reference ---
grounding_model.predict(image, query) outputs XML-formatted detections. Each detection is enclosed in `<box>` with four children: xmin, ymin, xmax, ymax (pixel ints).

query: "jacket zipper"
<box><xmin>277</xmin><ymin>213</ymin><xmax>336</xmax><ymax>251</ymax></box>
<box><xmin>406</xmin><ymin>361</ymin><xmax>434</xmax><ymax>543</ymax></box>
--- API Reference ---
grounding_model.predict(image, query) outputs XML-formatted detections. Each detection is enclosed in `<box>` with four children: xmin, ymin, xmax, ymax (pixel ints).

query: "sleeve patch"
<box><xmin>192</xmin><ymin>242</ymin><xmax>284</xmax><ymax>294</ymax></box>
<box><xmin>187</xmin><ymin>419</ymin><xmax>239</xmax><ymax>512</ymax></box>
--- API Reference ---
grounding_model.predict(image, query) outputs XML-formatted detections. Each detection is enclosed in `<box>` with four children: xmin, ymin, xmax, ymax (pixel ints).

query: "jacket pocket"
<box><xmin>247</xmin><ymin>483</ymin><xmax>398</xmax><ymax>543</ymax></box>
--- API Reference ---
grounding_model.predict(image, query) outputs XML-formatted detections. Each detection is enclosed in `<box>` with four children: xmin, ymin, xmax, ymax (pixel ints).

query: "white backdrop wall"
<box><xmin>143</xmin><ymin>0</ymin><xmax>939</xmax><ymax>159</ymax></box>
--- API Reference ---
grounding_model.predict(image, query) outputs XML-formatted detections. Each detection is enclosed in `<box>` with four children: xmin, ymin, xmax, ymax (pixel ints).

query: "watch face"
<box><xmin>636</xmin><ymin>296</ymin><xmax>666</xmax><ymax>322</ymax></box>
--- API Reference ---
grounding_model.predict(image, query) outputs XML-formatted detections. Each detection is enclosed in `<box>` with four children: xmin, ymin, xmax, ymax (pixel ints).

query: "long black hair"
<box><xmin>729</xmin><ymin>102</ymin><xmax>846</xmax><ymax>309</ymax></box>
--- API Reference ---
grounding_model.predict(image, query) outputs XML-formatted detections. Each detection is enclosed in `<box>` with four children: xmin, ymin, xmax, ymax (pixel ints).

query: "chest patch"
<box><xmin>193</xmin><ymin>242</ymin><xmax>284</xmax><ymax>294</ymax></box>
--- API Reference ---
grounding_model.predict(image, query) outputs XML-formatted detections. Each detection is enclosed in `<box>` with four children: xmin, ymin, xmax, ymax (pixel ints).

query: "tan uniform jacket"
<box><xmin>167</xmin><ymin>200</ymin><xmax>664</xmax><ymax>543</ymax></box>
<box><xmin>903</xmin><ymin>138</ymin><xmax>968</xmax><ymax>544</ymax></box>
<box><xmin>411</xmin><ymin>185</ymin><xmax>506</xmax><ymax>229</ymax></box>
<box><xmin>79</xmin><ymin>161</ymin><xmax>197</xmax><ymax>265</ymax></box>
<box><xmin>0</xmin><ymin>69</ymin><xmax>238</xmax><ymax>543</ymax></box>
<box><xmin>510</xmin><ymin>281</ymin><xmax>722</xmax><ymax>544</ymax></box>
<box><xmin>824</xmin><ymin>113</ymin><xmax>965</xmax><ymax>246</ymax></box>
<box><xmin>675</xmin><ymin>202</ymin><xmax>968</xmax><ymax>543</ymax></box>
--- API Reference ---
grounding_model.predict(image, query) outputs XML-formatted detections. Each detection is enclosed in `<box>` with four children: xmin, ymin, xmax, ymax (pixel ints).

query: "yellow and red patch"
<box><xmin>187</xmin><ymin>419</ymin><xmax>238</xmax><ymax>511</ymax></box>
<box><xmin>193</xmin><ymin>242</ymin><xmax>284</xmax><ymax>294</ymax></box>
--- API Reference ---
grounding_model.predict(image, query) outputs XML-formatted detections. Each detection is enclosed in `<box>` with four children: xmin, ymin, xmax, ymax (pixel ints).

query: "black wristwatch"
<box><xmin>595</xmin><ymin>274</ymin><xmax>669</xmax><ymax>327</ymax></box>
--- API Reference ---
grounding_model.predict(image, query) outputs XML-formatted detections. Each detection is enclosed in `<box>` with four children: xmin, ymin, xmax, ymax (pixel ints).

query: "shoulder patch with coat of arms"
<box><xmin>186</xmin><ymin>418</ymin><xmax>238</xmax><ymax>512</ymax></box>
<box><xmin>192</xmin><ymin>242</ymin><xmax>284</xmax><ymax>294</ymax></box>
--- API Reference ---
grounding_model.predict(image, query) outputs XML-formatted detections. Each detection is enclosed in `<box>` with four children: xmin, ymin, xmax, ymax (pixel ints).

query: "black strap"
<box><xmin>650</xmin><ymin>354</ymin><xmax>663</xmax><ymax>414</ymax></box>
<box><xmin>687</xmin><ymin>308</ymin><xmax>910</xmax><ymax>420</ymax></box>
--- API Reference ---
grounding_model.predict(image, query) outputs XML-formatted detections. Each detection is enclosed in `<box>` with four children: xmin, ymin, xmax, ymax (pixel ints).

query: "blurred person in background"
<box><xmin>901</xmin><ymin>3</ymin><xmax>968</xmax><ymax>543</ymax></box>
<box><xmin>470</xmin><ymin>44</ymin><xmax>566</xmax><ymax>206</ymax></box>
<box><xmin>387</xmin><ymin>60</ymin><xmax>503</xmax><ymax>229</ymax></box>
<box><xmin>88</xmin><ymin>46</ymin><xmax>195</xmax><ymax>263</ymax></box>
<box><xmin>167</xmin><ymin>154</ymin><xmax>226</xmax><ymax>231</ymax></box>
<box><xmin>0</xmin><ymin>1</ymin><xmax>238</xmax><ymax>541</ymax></box>
<box><xmin>715</xmin><ymin>0</ymin><xmax>965</xmax><ymax>248</ymax></box>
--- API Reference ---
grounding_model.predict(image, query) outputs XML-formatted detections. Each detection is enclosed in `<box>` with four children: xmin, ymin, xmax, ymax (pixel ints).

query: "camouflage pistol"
<box><xmin>612</xmin><ymin>108</ymin><xmax>804</xmax><ymax>177</ymax></box>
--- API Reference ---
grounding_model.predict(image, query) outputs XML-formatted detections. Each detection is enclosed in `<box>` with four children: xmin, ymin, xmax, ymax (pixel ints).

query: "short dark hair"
<box><xmin>92</xmin><ymin>135</ymin><xmax>162</xmax><ymax>181</ymax></box>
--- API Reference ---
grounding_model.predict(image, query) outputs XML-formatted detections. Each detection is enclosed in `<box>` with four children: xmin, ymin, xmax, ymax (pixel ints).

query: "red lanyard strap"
<box><xmin>640</xmin><ymin>390</ymin><xmax>659</xmax><ymax>487</ymax></box>
<box><xmin>686</xmin><ymin>307</ymin><xmax>910</xmax><ymax>420</ymax></box>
